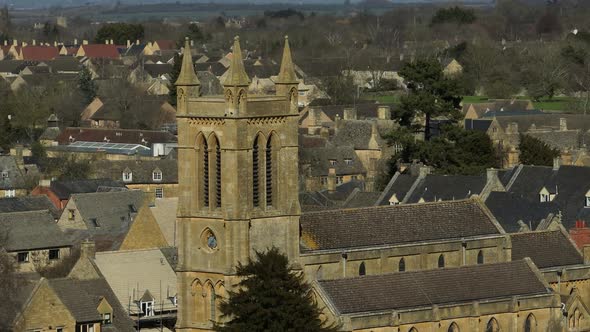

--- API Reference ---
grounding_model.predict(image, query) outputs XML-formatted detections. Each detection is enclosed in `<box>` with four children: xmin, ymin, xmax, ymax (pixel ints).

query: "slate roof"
<box><xmin>0</xmin><ymin>196</ymin><xmax>59</xmax><ymax>218</ymax></box>
<box><xmin>375</xmin><ymin>173</ymin><xmax>418</xmax><ymax>206</ymax></box>
<box><xmin>0</xmin><ymin>155</ymin><xmax>26</xmax><ymax>190</ymax></box>
<box><xmin>93</xmin><ymin>159</ymin><xmax>178</xmax><ymax>184</ymax></box>
<box><xmin>511</xmin><ymin>230</ymin><xmax>583</xmax><ymax>268</ymax></box>
<box><xmin>0</xmin><ymin>60</ymin><xmax>27</xmax><ymax>74</ymax></box>
<box><xmin>66</xmin><ymin>190</ymin><xmax>145</xmax><ymax>251</ymax></box>
<box><xmin>464</xmin><ymin>118</ymin><xmax>493</xmax><ymax>132</ymax></box>
<box><xmin>305</xmin><ymin>103</ymin><xmax>394</xmax><ymax>122</ymax></box>
<box><xmin>300</xmin><ymin>198</ymin><xmax>503</xmax><ymax>252</ymax></box>
<box><xmin>484</xmin><ymin>191</ymin><xmax>557</xmax><ymax>233</ymax></box>
<box><xmin>143</xmin><ymin>63</ymin><xmax>172</xmax><ymax>77</ymax></box>
<box><xmin>299</xmin><ymin>145</ymin><xmax>365</xmax><ymax>177</ymax></box>
<box><xmin>46</xmin><ymin>58</ymin><xmax>83</xmax><ymax>72</ymax></box>
<box><xmin>495</xmin><ymin>114</ymin><xmax>590</xmax><ymax>133</ymax></box>
<box><xmin>49</xmin><ymin>278</ymin><xmax>135</xmax><ymax>331</ymax></box>
<box><xmin>197</xmin><ymin>70</ymin><xmax>223</xmax><ymax>95</ymax></box>
<box><xmin>405</xmin><ymin>174</ymin><xmax>487</xmax><ymax>203</ymax></box>
<box><xmin>527</xmin><ymin>130</ymin><xmax>580</xmax><ymax>150</ymax></box>
<box><xmin>331</xmin><ymin>120</ymin><xmax>390</xmax><ymax>150</ymax></box>
<box><xmin>56</xmin><ymin>127</ymin><xmax>177</xmax><ymax>146</ymax></box>
<box><xmin>318</xmin><ymin>260</ymin><xmax>549</xmax><ymax>315</ymax></box>
<box><xmin>342</xmin><ymin>190</ymin><xmax>382</xmax><ymax>209</ymax></box>
<box><xmin>49</xmin><ymin>178</ymin><xmax>126</xmax><ymax>200</ymax></box>
<box><xmin>0</xmin><ymin>210</ymin><xmax>71</xmax><ymax>251</ymax></box>
<box><xmin>93</xmin><ymin>248</ymin><xmax>178</xmax><ymax>315</ymax></box>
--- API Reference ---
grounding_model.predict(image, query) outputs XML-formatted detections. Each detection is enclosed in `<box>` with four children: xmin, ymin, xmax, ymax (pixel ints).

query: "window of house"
<box><xmin>399</xmin><ymin>258</ymin><xmax>406</xmax><ymax>272</ymax></box>
<box><xmin>344</xmin><ymin>158</ymin><xmax>353</xmax><ymax>165</ymax></box>
<box><xmin>438</xmin><ymin>254</ymin><xmax>445</xmax><ymax>268</ymax></box>
<box><xmin>4</xmin><ymin>189</ymin><xmax>15</xmax><ymax>197</ymax></box>
<box><xmin>102</xmin><ymin>312</ymin><xmax>112</xmax><ymax>324</ymax></box>
<box><xmin>477</xmin><ymin>250</ymin><xmax>484</xmax><ymax>265</ymax></box>
<box><xmin>320</xmin><ymin>177</ymin><xmax>328</xmax><ymax>186</ymax></box>
<box><xmin>152</xmin><ymin>170</ymin><xmax>162</xmax><ymax>181</ymax></box>
<box><xmin>155</xmin><ymin>188</ymin><xmax>164</xmax><ymax>199</ymax></box>
<box><xmin>1</xmin><ymin>170</ymin><xmax>8</xmax><ymax>179</ymax></box>
<box><xmin>17</xmin><ymin>252</ymin><xmax>29</xmax><ymax>263</ymax></box>
<box><xmin>68</xmin><ymin>209</ymin><xmax>75</xmax><ymax>220</ymax></box>
<box><xmin>336</xmin><ymin>176</ymin><xmax>343</xmax><ymax>185</ymax></box>
<box><xmin>56</xmin><ymin>327</ymin><xmax>64</xmax><ymax>332</ymax></box>
<box><xmin>540</xmin><ymin>193</ymin><xmax>550</xmax><ymax>203</ymax></box>
<box><xmin>129</xmin><ymin>204</ymin><xmax>137</xmax><ymax>213</ymax></box>
<box><xmin>140</xmin><ymin>300</ymin><xmax>155</xmax><ymax>317</ymax></box>
<box><xmin>90</xmin><ymin>218</ymin><xmax>100</xmax><ymax>227</ymax></box>
<box><xmin>329</xmin><ymin>159</ymin><xmax>337</xmax><ymax>166</ymax></box>
<box><xmin>351</xmin><ymin>175</ymin><xmax>358</xmax><ymax>181</ymax></box>
<box><xmin>586</xmin><ymin>196</ymin><xmax>590</xmax><ymax>208</ymax></box>
<box><xmin>122</xmin><ymin>171</ymin><xmax>132</xmax><ymax>182</ymax></box>
<box><xmin>359</xmin><ymin>262</ymin><xmax>366</xmax><ymax>276</ymax></box>
<box><xmin>78</xmin><ymin>324</ymin><xmax>95</xmax><ymax>332</ymax></box>
<box><xmin>49</xmin><ymin>249</ymin><xmax>60</xmax><ymax>260</ymax></box>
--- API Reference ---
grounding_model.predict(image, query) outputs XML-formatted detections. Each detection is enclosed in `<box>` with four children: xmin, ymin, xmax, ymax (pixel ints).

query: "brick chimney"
<box><xmin>570</xmin><ymin>220</ymin><xmax>590</xmax><ymax>250</ymax></box>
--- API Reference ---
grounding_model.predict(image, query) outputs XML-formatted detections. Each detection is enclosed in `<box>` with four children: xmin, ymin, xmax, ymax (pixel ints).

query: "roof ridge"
<box><xmin>302</xmin><ymin>198</ymin><xmax>475</xmax><ymax>216</ymax></box>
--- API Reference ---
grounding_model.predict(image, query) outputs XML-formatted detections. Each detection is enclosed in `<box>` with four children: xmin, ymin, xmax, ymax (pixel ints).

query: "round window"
<box><xmin>201</xmin><ymin>228</ymin><xmax>218</xmax><ymax>252</ymax></box>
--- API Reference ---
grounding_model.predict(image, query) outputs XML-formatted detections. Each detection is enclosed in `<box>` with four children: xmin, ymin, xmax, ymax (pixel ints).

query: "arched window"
<box><xmin>448</xmin><ymin>322</ymin><xmax>460</xmax><ymax>332</ymax></box>
<box><xmin>214</xmin><ymin>136</ymin><xmax>221</xmax><ymax>208</ymax></box>
<box><xmin>438</xmin><ymin>254</ymin><xmax>445</xmax><ymax>268</ymax></box>
<box><xmin>210</xmin><ymin>286</ymin><xmax>216</xmax><ymax>322</ymax></box>
<box><xmin>252</xmin><ymin>135</ymin><xmax>261</xmax><ymax>207</ymax></box>
<box><xmin>359</xmin><ymin>262</ymin><xmax>366</xmax><ymax>276</ymax></box>
<box><xmin>398</xmin><ymin>258</ymin><xmax>406</xmax><ymax>272</ymax></box>
<box><xmin>202</xmin><ymin>137</ymin><xmax>209</xmax><ymax>207</ymax></box>
<box><xmin>477</xmin><ymin>250</ymin><xmax>484</xmax><ymax>265</ymax></box>
<box><xmin>524</xmin><ymin>313</ymin><xmax>536</xmax><ymax>332</ymax></box>
<box><xmin>485</xmin><ymin>317</ymin><xmax>500</xmax><ymax>332</ymax></box>
<box><xmin>409</xmin><ymin>328</ymin><xmax>418</xmax><ymax>332</ymax></box>
<box><xmin>265</xmin><ymin>135</ymin><xmax>273</xmax><ymax>207</ymax></box>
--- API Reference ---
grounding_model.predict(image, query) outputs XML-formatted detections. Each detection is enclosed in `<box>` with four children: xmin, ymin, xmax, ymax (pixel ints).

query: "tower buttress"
<box><xmin>176</xmin><ymin>37</ymin><xmax>200</xmax><ymax>116</ymax></box>
<box><xmin>275</xmin><ymin>36</ymin><xmax>299</xmax><ymax>114</ymax></box>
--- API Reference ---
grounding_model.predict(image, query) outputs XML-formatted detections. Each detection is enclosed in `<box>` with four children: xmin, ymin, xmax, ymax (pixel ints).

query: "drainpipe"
<box><xmin>342</xmin><ymin>252</ymin><xmax>348</xmax><ymax>278</ymax></box>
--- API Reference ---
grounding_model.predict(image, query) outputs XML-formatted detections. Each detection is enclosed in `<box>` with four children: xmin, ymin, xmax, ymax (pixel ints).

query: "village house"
<box><xmin>0</xmin><ymin>155</ymin><xmax>28</xmax><ymax>197</ymax></box>
<box><xmin>31</xmin><ymin>178</ymin><xmax>126</xmax><ymax>210</ymax></box>
<box><xmin>0</xmin><ymin>195</ymin><xmax>59</xmax><ymax>218</ymax></box>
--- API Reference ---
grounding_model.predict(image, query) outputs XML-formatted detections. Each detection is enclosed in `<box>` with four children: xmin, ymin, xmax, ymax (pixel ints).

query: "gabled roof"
<box><xmin>0</xmin><ymin>196</ymin><xmax>59</xmax><ymax>218</ymax></box>
<box><xmin>299</xmin><ymin>145</ymin><xmax>365</xmax><ymax>177</ymax></box>
<box><xmin>46</xmin><ymin>58</ymin><xmax>83</xmax><ymax>72</ymax></box>
<box><xmin>0</xmin><ymin>210</ymin><xmax>71</xmax><ymax>251</ymax></box>
<box><xmin>511</xmin><ymin>230</ymin><xmax>583</xmax><ymax>268</ymax></box>
<box><xmin>49</xmin><ymin>179</ymin><xmax>126</xmax><ymax>200</ymax></box>
<box><xmin>405</xmin><ymin>174</ymin><xmax>487</xmax><ymax>203</ymax></box>
<box><xmin>300</xmin><ymin>198</ymin><xmax>503</xmax><ymax>252</ymax></box>
<box><xmin>331</xmin><ymin>120</ymin><xmax>390</xmax><ymax>150</ymax></box>
<box><xmin>0</xmin><ymin>155</ymin><xmax>26</xmax><ymax>190</ymax></box>
<box><xmin>56</xmin><ymin>127</ymin><xmax>177</xmax><ymax>146</ymax></box>
<box><xmin>375</xmin><ymin>173</ymin><xmax>418</xmax><ymax>206</ymax></box>
<box><xmin>79</xmin><ymin>44</ymin><xmax>120</xmax><ymax>59</ymax></box>
<box><xmin>143</xmin><ymin>63</ymin><xmax>173</xmax><ymax>77</ymax></box>
<box><xmin>48</xmin><ymin>278</ymin><xmax>135</xmax><ymax>330</ymax></box>
<box><xmin>318</xmin><ymin>260</ymin><xmax>549</xmax><ymax>315</ymax></box>
<box><xmin>93</xmin><ymin>248</ymin><xmax>177</xmax><ymax>315</ymax></box>
<box><xmin>484</xmin><ymin>191</ymin><xmax>557</xmax><ymax>233</ymax></box>
<box><xmin>93</xmin><ymin>159</ymin><xmax>178</xmax><ymax>184</ymax></box>
<box><xmin>154</xmin><ymin>40</ymin><xmax>176</xmax><ymax>51</ymax></box>
<box><xmin>20</xmin><ymin>46</ymin><xmax>59</xmax><ymax>61</ymax></box>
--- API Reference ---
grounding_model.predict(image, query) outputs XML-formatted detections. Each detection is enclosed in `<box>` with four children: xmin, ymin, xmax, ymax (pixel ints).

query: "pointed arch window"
<box><xmin>398</xmin><ymin>258</ymin><xmax>406</xmax><ymax>272</ymax></box>
<box><xmin>213</xmin><ymin>136</ymin><xmax>222</xmax><ymax>208</ymax></box>
<box><xmin>202</xmin><ymin>138</ymin><xmax>209</xmax><ymax>207</ymax></box>
<box><xmin>477</xmin><ymin>250</ymin><xmax>484</xmax><ymax>265</ymax></box>
<box><xmin>210</xmin><ymin>286</ymin><xmax>216</xmax><ymax>322</ymax></box>
<box><xmin>265</xmin><ymin>135</ymin><xmax>273</xmax><ymax>207</ymax></box>
<box><xmin>486</xmin><ymin>318</ymin><xmax>500</xmax><ymax>332</ymax></box>
<box><xmin>448</xmin><ymin>322</ymin><xmax>460</xmax><ymax>332</ymax></box>
<box><xmin>438</xmin><ymin>254</ymin><xmax>445</xmax><ymax>268</ymax></box>
<box><xmin>253</xmin><ymin>136</ymin><xmax>261</xmax><ymax>207</ymax></box>
<box><xmin>524</xmin><ymin>313</ymin><xmax>536</xmax><ymax>332</ymax></box>
<box><xmin>359</xmin><ymin>262</ymin><xmax>366</xmax><ymax>276</ymax></box>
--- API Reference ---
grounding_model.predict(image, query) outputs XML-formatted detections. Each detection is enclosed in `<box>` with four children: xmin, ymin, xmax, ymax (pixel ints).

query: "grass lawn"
<box><xmin>461</xmin><ymin>95</ymin><xmax>581</xmax><ymax>112</ymax></box>
<box><xmin>363</xmin><ymin>94</ymin><xmax>401</xmax><ymax>104</ymax></box>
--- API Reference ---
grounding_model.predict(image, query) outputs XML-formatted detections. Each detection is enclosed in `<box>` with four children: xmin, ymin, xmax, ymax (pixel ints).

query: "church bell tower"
<box><xmin>175</xmin><ymin>36</ymin><xmax>301</xmax><ymax>331</ymax></box>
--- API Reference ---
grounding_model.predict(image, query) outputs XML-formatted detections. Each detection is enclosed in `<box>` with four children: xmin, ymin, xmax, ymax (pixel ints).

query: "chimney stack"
<box><xmin>377</xmin><ymin>105</ymin><xmax>391</xmax><ymax>120</ymax></box>
<box><xmin>553</xmin><ymin>157</ymin><xmax>561</xmax><ymax>171</ymax></box>
<box><xmin>343</xmin><ymin>107</ymin><xmax>357</xmax><ymax>121</ymax></box>
<box><xmin>136</xmin><ymin>39</ymin><xmax>140</xmax><ymax>45</ymax></box>
<box><xmin>126</xmin><ymin>40</ymin><xmax>131</xmax><ymax>48</ymax></box>
<box><xmin>327</xmin><ymin>167</ymin><xmax>337</xmax><ymax>192</ymax></box>
<box><xmin>560</xmin><ymin>118</ymin><xmax>567</xmax><ymax>131</ymax></box>
<box><xmin>80</xmin><ymin>240</ymin><xmax>96</xmax><ymax>260</ymax></box>
<box><xmin>3</xmin><ymin>40</ymin><xmax>6</xmax><ymax>46</ymax></box>
<box><xmin>105</xmin><ymin>39</ymin><xmax>109</xmax><ymax>45</ymax></box>
<box><xmin>83</xmin><ymin>40</ymin><xmax>88</xmax><ymax>45</ymax></box>
<box><xmin>13</xmin><ymin>39</ymin><xmax>17</xmax><ymax>46</ymax></box>
<box><xmin>32</xmin><ymin>39</ymin><xmax>36</xmax><ymax>46</ymax></box>
<box><xmin>110</xmin><ymin>39</ymin><xmax>114</xmax><ymax>45</ymax></box>
<box><xmin>74</xmin><ymin>38</ymin><xmax>78</xmax><ymax>45</ymax></box>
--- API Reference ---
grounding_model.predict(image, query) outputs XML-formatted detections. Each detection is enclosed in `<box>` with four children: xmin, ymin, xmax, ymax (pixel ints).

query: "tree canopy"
<box><xmin>518</xmin><ymin>134</ymin><xmax>559</xmax><ymax>166</ymax></box>
<box><xmin>215</xmin><ymin>247</ymin><xmax>337</xmax><ymax>332</ymax></box>
<box><xmin>94</xmin><ymin>23</ymin><xmax>144</xmax><ymax>45</ymax></box>
<box><xmin>430</xmin><ymin>6</ymin><xmax>476</xmax><ymax>26</ymax></box>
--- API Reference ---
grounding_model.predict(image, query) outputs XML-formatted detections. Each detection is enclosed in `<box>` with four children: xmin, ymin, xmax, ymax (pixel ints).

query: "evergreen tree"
<box><xmin>518</xmin><ymin>134</ymin><xmax>559</xmax><ymax>166</ymax></box>
<box><xmin>215</xmin><ymin>247</ymin><xmax>337</xmax><ymax>332</ymax></box>
<box><xmin>168</xmin><ymin>52</ymin><xmax>182</xmax><ymax>106</ymax></box>
<box><xmin>396</xmin><ymin>57</ymin><xmax>463</xmax><ymax>140</ymax></box>
<box><xmin>78</xmin><ymin>67</ymin><xmax>97</xmax><ymax>105</ymax></box>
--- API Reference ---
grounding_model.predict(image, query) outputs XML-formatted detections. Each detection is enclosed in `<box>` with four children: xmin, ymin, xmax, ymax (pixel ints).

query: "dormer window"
<box><xmin>540</xmin><ymin>193</ymin><xmax>550</xmax><ymax>202</ymax></box>
<box><xmin>389</xmin><ymin>194</ymin><xmax>400</xmax><ymax>206</ymax></box>
<box><xmin>1</xmin><ymin>170</ymin><xmax>8</xmax><ymax>179</ymax></box>
<box><xmin>102</xmin><ymin>312</ymin><xmax>112</xmax><ymax>324</ymax></box>
<box><xmin>539</xmin><ymin>187</ymin><xmax>555</xmax><ymax>203</ymax></box>
<box><xmin>123</xmin><ymin>170</ymin><xmax>132</xmax><ymax>182</ymax></box>
<box><xmin>344</xmin><ymin>158</ymin><xmax>353</xmax><ymax>165</ymax></box>
<box><xmin>586</xmin><ymin>190</ymin><xmax>590</xmax><ymax>207</ymax></box>
<box><xmin>329</xmin><ymin>159</ymin><xmax>337</xmax><ymax>166</ymax></box>
<box><xmin>90</xmin><ymin>218</ymin><xmax>100</xmax><ymax>227</ymax></box>
<box><xmin>139</xmin><ymin>290</ymin><xmax>155</xmax><ymax>317</ymax></box>
<box><xmin>152</xmin><ymin>169</ymin><xmax>162</xmax><ymax>181</ymax></box>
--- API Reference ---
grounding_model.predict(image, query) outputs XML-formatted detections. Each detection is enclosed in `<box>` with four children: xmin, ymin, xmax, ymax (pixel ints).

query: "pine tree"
<box><xmin>78</xmin><ymin>66</ymin><xmax>97</xmax><ymax>105</ymax></box>
<box><xmin>215</xmin><ymin>247</ymin><xmax>338</xmax><ymax>332</ymax></box>
<box><xmin>168</xmin><ymin>52</ymin><xmax>182</xmax><ymax>106</ymax></box>
<box><xmin>518</xmin><ymin>134</ymin><xmax>560</xmax><ymax>166</ymax></box>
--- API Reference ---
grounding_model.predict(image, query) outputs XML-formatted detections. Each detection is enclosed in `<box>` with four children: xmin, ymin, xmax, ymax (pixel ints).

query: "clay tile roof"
<box><xmin>21</xmin><ymin>46</ymin><xmax>59</xmax><ymax>61</ymax></box>
<box><xmin>511</xmin><ymin>230</ymin><xmax>583</xmax><ymax>268</ymax></box>
<box><xmin>80</xmin><ymin>44</ymin><xmax>120</xmax><ymax>59</ymax></box>
<box><xmin>318</xmin><ymin>260</ymin><xmax>549</xmax><ymax>315</ymax></box>
<box><xmin>300</xmin><ymin>199</ymin><xmax>502</xmax><ymax>252</ymax></box>
<box><xmin>155</xmin><ymin>40</ymin><xmax>176</xmax><ymax>51</ymax></box>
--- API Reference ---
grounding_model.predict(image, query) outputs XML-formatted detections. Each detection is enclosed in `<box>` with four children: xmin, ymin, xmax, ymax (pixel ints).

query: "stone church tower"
<box><xmin>175</xmin><ymin>36</ymin><xmax>301</xmax><ymax>331</ymax></box>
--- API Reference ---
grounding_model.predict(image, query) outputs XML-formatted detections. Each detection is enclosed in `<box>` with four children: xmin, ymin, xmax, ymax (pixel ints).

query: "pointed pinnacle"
<box><xmin>223</xmin><ymin>36</ymin><xmax>250</xmax><ymax>87</ymax></box>
<box><xmin>175</xmin><ymin>37</ymin><xmax>199</xmax><ymax>86</ymax></box>
<box><xmin>277</xmin><ymin>35</ymin><xmax>298</xmax><ymax>84</ymax></box>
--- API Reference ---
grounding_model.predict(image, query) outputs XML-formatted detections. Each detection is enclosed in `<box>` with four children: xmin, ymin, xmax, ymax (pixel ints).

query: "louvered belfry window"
<box><xmin>215</xmin><ymin>140</ymin><xmax>221</xmax><ymax>208</ymax></box>
<box><xmin>203</xmin><ymin>139</ymin><xmax>209</xmax><ymax>207</ymax></box>
<box><xmin>265</xmin><ymin>137</ymin><xmax>272</xmax><ymax>207</ymax></box>
<box><xmin>253</xmin><ymin>138</ymin><xmax>260</xmax><ymax>207</ymax></box>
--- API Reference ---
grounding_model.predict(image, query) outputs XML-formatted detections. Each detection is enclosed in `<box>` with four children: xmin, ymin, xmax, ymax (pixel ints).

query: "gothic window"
<box><xmin>213</xmin><ymin>136</ymin><xmax>221</xmax><ymax>208</ymax></box>
<box><xmin>210</xmin><ymin>286</ymin><xmax>216</xmax><ymax>322</ymax></box>
<box><xmin>265</xmin><ymin>135</ymin><xmax>273</xmax><ymax>207</ymax></box>
<box><xmin>409</xmin><ymin>328</ymin><xmax>418</xmax><ymax>332</ymax></box>
<box><xmin>524</xmin><ymin>313</ymin><xmax>536</xmax><ymax>332</ymax></box>
<box><xmin>253</xmin><ymin>136</ymin><xmax>261</xmax><ymax>207</ymax></box>
<box><xmin>485</xmin><ymin>318</ymin><xmax>500</xmax><ymax>332</ymax></box>
<box><xmin>448</xmin><ymin>322</ymin><xmax>460</xmax><ymax>332</ymax></box>
<box><xmin>477</xmin><ymin>250</ymin><xmax>484</xmax><ymax>264</ymax></box>
<box><xmin>202</xmin><ymin>137</ymin><xmax>209</xmax><ymax>208</ymax></box>
<box><xmin>398</xmin><ymin>258</ymin><xmax>406</xmax><ymax>272</ymax></box>
<box><xmin>438</xmin><ymin>254</ymin><xmax>445</xmax><ymax>268</ymax></box>
<box><xmin>359</xmin><ymin>262</ymin><xmax>366</xmax><ymax>276</ymax></box>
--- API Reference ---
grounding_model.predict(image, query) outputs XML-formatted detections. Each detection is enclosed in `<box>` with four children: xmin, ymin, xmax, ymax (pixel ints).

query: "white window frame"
<box><xmin>344</xmin><ymin>158</ymin><xmax>353</xmax><ymax>165</ymax></box>
<box><xmin>155</xmin><ymin>187</ymin><xmax>164</xmax><ymax>199</ymax></box>
<box><xmin>336</xmin><ymin>176</ymin><xmax>344</xmax><ymax>185</ymax></box>
<box><xmin>586</xmin><ymin>196</ymin><xmax>590</xmax><ymax>208</ymax></box>
<box><xmin>4</xmin><ymin>189</ymin><xmax>15</xmax><ymax>197</ymax></box>
<box><xmin>140</xmin><ymin>300</ymin><xmax>155</xmax><ymax>317</ymax></box>
<box><xmin>329</xmin><ymin>159</ymin><xmax>337</xmax><ymax>166</ymax></box>
<box><xmin>152</xmin><ymin>170</ymin><xmax>162</xmax><ymax>181</ymax></box>
<box><xmin>123</xmin><ymin>171</ymin><xmax>132</xmax><ymax>182</ymax></box>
